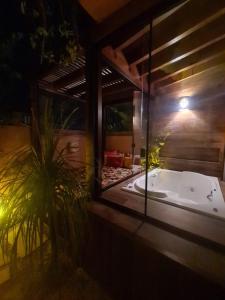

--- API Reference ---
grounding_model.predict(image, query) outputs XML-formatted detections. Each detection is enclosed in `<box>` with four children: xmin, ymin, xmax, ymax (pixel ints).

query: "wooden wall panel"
<box><xmin>105</xmin><ymin>134</ymin><xmax>132</xmax><ymax>154</ymax></box>
<box><xmin>153</xmin><ymin>94</ymin><xmax>225</xmax><ymax>178</ymax></box>
<box><xmin>162</xmin><ymin>158</ymin><xmax>223</xmax><ymax>178</ymax></box>
<box><xmin>0</xmin><ymin>127</ymin><xmax>87</xmax><ymax>168</ymax></box>
<box><xmin>0</xmin><ymin>126</ymin><xmax>31</xmax><ymax>154</ymax></box>
<box><xmin>160</xmin><ymin>146</ymin><xmax>220</xmax><ymax>162</ymax></box>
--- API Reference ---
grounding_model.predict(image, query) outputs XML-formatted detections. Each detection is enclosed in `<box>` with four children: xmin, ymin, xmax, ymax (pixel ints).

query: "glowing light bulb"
<box><xmin>179</xmin><ymin>97</ymin><xmax>189</xmax><ymax>110</ymax></box>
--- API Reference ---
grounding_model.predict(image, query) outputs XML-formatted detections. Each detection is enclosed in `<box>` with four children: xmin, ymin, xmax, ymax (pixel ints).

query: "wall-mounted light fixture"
<box><xmin>179</xmin><ymin>97</ymin><xmax>190</xmax><ymax>111</ymax></box>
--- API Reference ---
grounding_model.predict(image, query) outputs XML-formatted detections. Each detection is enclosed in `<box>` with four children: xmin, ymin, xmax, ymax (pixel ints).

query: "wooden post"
<box><xmin>133</xmin><ymin>91</ymin><xmax>144</xmax><ymax>156</ymax></box>
<box><xmin>30</xmin><ymin>82</ymin><xmax>41</xmax><ymax>151</ymax></box>
<box><xmin>86</xmin><ymin>45</ymin><xmax>102</xmax><ymax>197</ymax></box>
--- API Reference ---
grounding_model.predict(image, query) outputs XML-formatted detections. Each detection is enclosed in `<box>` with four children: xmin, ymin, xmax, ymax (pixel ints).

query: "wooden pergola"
<box><xmin>39</xmin><ymin>0</ymin><xmax>225</xmax><ymax>103</ymax></box>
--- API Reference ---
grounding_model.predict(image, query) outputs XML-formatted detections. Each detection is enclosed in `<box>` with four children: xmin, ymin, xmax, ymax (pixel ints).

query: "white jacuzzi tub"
<box><xmin>122</xmin><ymin>169</ymin><xmax>225</xmax><ymax>219</ymax></box>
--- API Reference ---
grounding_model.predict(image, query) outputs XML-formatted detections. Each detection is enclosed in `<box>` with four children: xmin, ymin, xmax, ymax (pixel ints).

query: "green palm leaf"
<box><xmin>0</xmin><ymin>98</ymin><xmax>89</xmax><ymax>276</ymax></box>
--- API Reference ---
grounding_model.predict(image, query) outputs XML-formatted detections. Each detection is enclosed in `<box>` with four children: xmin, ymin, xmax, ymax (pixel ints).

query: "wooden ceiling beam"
<box><xmin>156</xmin><ymin>63</ymin><xmax>225</xmax><ymax>99</ymax></box>
<box><xmin>117</xmin><ymin>25</ymin><xmax>150</xmax><ymax>52</ymax></box>
<box><xmin>140</xmin><ymin>33</ymin><xmax>225</xmax><ymax>77</ymax></box>
<box><xmin>66</xmin><ymin>83</ymin><xmax>86</xmax><ymax>96</ymax></box>
<box><xmin>102</xmin><ymin>46</ymin><xmax>148</xmax><ymax>92</ymax></box>
<box><xmin>156</xmin><ymin>53</ymin><xmax>225</xmax><ymax>91</ymax></box>
<box><xmin>65</xmin><ymin>71</ymin><xmax>122</xmax><ymax>95</ymax></box>
<box><xmin>116</xmin><ymin>0</ymin><xmax>188</xmax><ymax>51</ymax></box>
<box><xmin>153</xmin><ymin>0</ymin><xmax>225</xmax><ymax>54</ymax></box>
<box><xmin>150</xmin><ymin>51</ymin><xmax>225</xmax><ymax>89</ymax></box>
<box><xmin>102</xmin><ymin>83</ymin><xmax>135</xmax><ymax>98</ymax></box>
<box><xmin>127</xmin><ymin>12</ymin><xmax>225</xmax><ymax>68</ymax></box>
<box><xmin>140</xmin><ymin>37</ymin><xmax>225</xmax><ymax>82</ymax></box>
<box><xmin>102</xmin><ymin>72</ymin><xmax>123</xmax><ymax>86</ymax></box>
<box><xmin>53</xmin><ymin>67</ymin><xmax>85</xmax><ymax>90</ymax></box>
<box><xmin>123</xmin><ymin>0</ymin><xmax>225</xmax><ymax>66</ymax></box>
<box><xmin>38</xmin><ymin>83</ymin><xmax>86</xmax><ymax>102</ymax></box>
<box><xmin>91</xmin><ymin>0</ymin><xmax>181</xmax><ymax>44</ymax></box>
<box><xmin>151</xmin><ymin>16</ymin><xmax>225</xmax><ymax>73</ymax></box>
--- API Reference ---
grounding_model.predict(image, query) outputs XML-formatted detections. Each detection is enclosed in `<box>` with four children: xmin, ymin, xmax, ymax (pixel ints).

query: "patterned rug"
<box><xmin>102</xmin><ymin>165</ymin><xmax>142</xmax><ymax>188</ymax></box>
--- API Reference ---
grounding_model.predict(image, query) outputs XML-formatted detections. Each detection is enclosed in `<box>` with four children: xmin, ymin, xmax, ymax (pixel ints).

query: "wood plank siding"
<box><xmin>102</xmin><ymin>0</ymin><xmax>225</xmax><ymax>178</ymax></box>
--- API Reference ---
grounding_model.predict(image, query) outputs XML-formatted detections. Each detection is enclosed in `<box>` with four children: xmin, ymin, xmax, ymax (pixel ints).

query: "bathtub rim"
<box><xmin>122</xmin><ymin>168</ymin><xmax>225</xmax><ymax>222</ymax></box>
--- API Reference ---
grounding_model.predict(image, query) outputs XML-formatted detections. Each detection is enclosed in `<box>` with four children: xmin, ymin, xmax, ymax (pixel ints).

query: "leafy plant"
<box><xmin>20</xmin><ymin>0</ymin><xmax>79</xmax><ymax>66</ymax></box>
<box><xmin>141</xmin><ymin>134</ymin><xmax>169</xmax><ymax>170</ymax></box>
<box><xmin>105</xmin><ymin>103</ymin><xmax>133</xmax><ymax>132</ymax></box>
<box><xmin>0</xmin><ymin>0</ymin><xmax>80</xmax><ymax>88</ymax></box>
<box><xmin>0</xmin><ymin>1</ymin><xmax>80</xmax><ymax>124</ymax></box>
<box><xmin>0</xmin><ymin>99</ymin><xmax>89</xmax><ymax>275</ymax></box>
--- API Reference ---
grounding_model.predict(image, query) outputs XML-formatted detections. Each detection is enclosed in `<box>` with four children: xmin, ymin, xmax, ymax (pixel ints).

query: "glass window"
<box><xmin>146</xmin><ymin>0</ymin><xmax>225</xmax><ymax>220</ymax></box>
<box><xmin>100</xmin><ymin>28</ymin><xmax>150</xmax><ymax>214</ymax></box>
<box><xmin>98</xmin><ymin>0</ymin><xmax>225</xmax><ymax>223</ymax></box>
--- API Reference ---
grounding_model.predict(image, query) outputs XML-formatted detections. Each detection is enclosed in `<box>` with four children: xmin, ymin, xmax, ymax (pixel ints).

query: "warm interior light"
<box><xmin>179</xmin><ymin>97</ymin><xmax>189</xmax><ymax>110</ymax></box>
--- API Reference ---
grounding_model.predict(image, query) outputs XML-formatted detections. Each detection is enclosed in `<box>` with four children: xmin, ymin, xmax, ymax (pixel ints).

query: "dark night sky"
<box><xmin>0</xmin><ymin>1</ymin><xmax>92</xmax><ymax>116</ymax></box>
<box><xmin>0</xmin><ymin>1</ymin><xmax>31</xmax><ymax>114</ymax></box>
